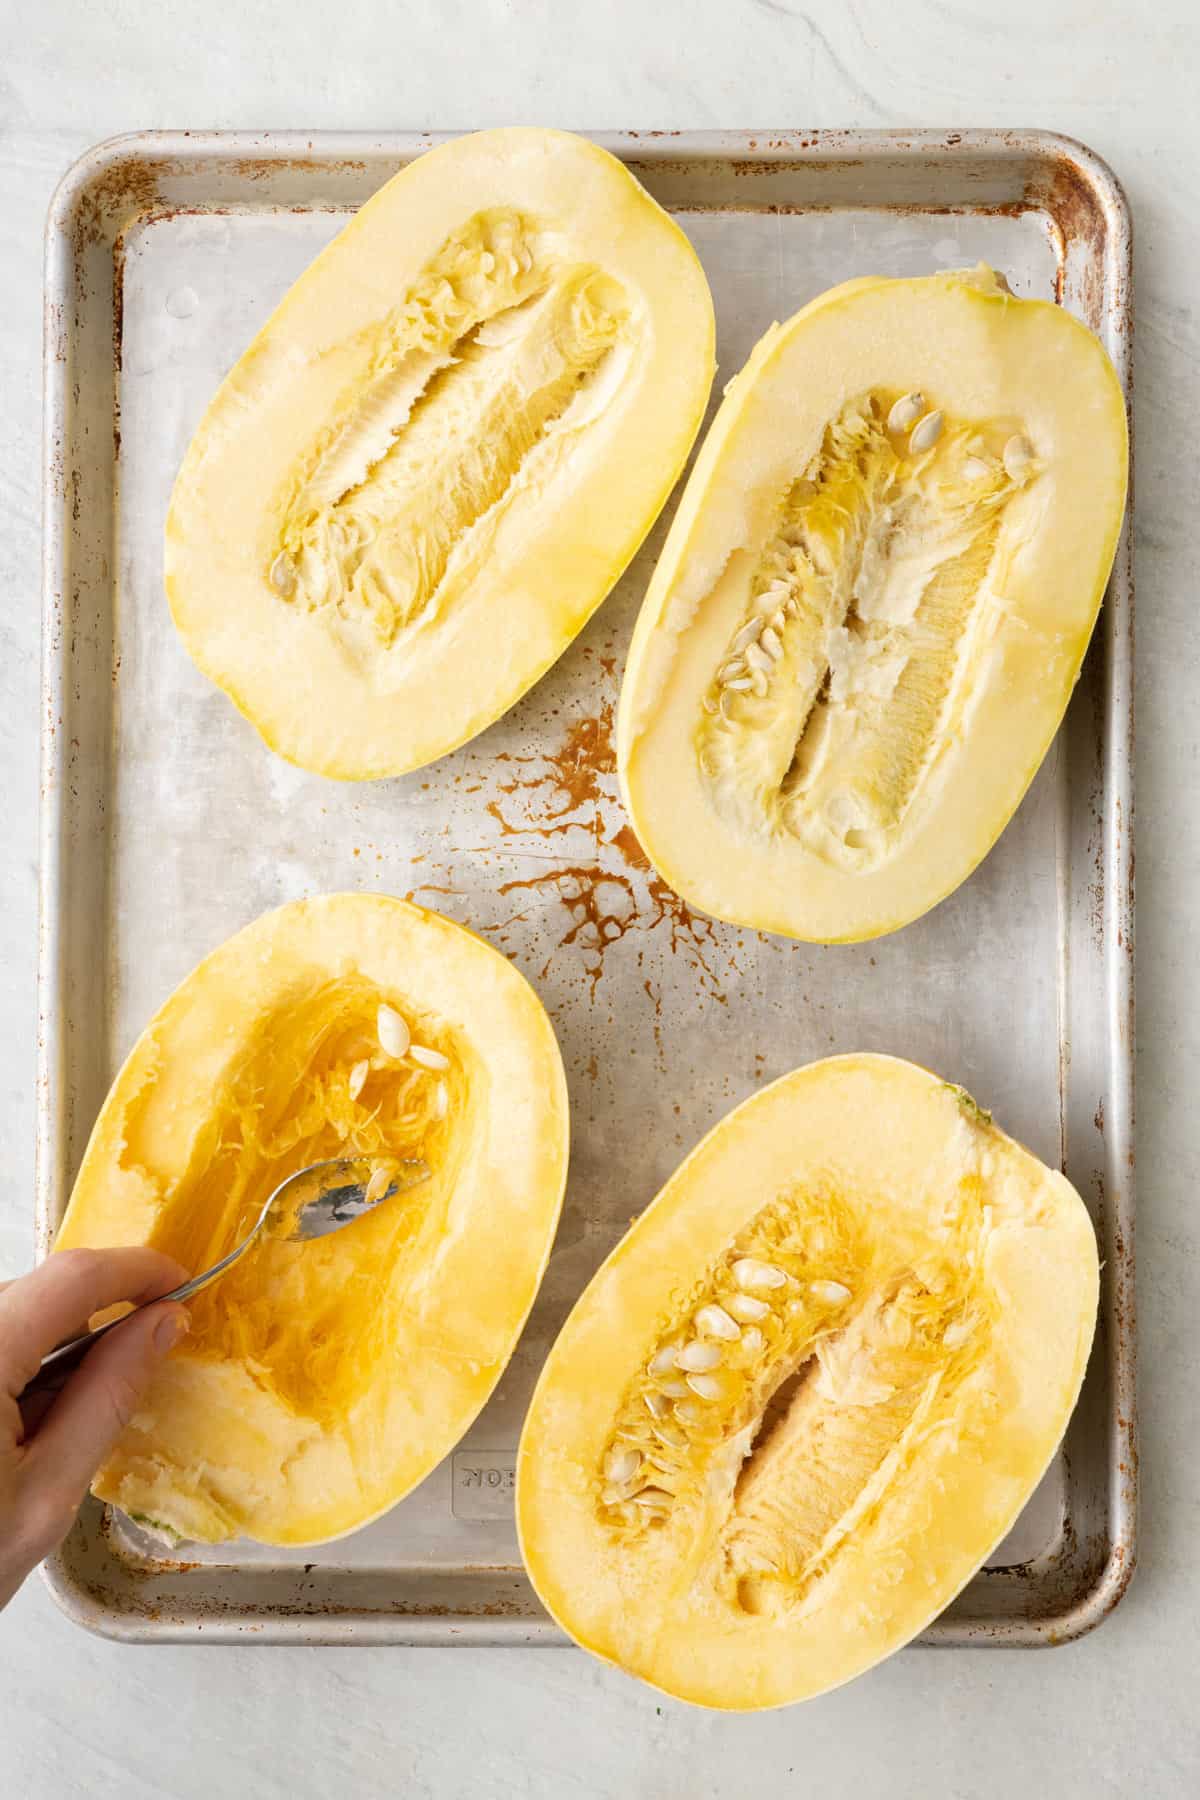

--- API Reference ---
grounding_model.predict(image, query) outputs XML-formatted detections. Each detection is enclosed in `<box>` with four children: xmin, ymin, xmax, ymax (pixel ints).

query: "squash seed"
<box><xmin>433</xmin><ymin>1080</ymin><xmax>449</xmax><ymax>1119</ymax></box>
<box><xmin>650</xmin><ymin>1419</ymin><xmax>687</xmax><ymax>1449</ymax></box>
<box><xmin>909</xmin><ymin>409</ymin><xmax>944</xmax><ymax>454</ymax></box>
<box><xmin>363</xmin><ymin>1165</ymin><xmax>391</xmax><ymax>1205</ymax></box>
<box><xmin>723</xmin><ymin>676</ymin><xmax>754</xmax><ymax>693</ymax></box>
<box><xmin>676</xmin><ymin>1339</ymin><xmax>723</xmax><ymax>1373</ymax></box>
<box><xmin>644</xmin><ymin>1391</ymin><xmax>670</xmax><ymax>1420</ymax></box>
<box><xmin>649</xmin><ymin>1345</ymin><xmax>679</xmax><ymax>1376</ymax></box>
<box><xmin>740</xmin><ymin>1326</ymin><xmax>766</xmax><ymax>1357</ymax></box>
<box><xmin>410</xmin><ymin>1043</ymin><xmax>450</xmax><ymax>1071</ymax></box>
<box><xmin>733</xmin><ymin>1257</ymin><xmax>788</xmax><ymax>1291</ymax></box>
<box><xmin>685</xmin><ymin>1372</ymin><xmax>723</xmax><ymax>1401</ymax></box>
<box><xmin>887</xmin><ymin>391</ymin><xmax>925</xmax><ymax>434</ymax></box>
<box><xmin>657</xmin><ymin>1377</ymin><xmax>691</xmax><ymax>1399</ymax></box>
<box><xmin>376</xmin><ymin>1004</ymin><xmax>411</xmax><ymax>1060</ymax></box>
<box><xmin>731</xmin><ymin>619</ymin><xmax>765</xmax><ymax>655</ymax></box>
<box><xmin>727</xmin><ymin>1292</ymin><xmax>770</xmax><ymax>1322</ymax></box>
<box><xmin>632</xmin><ymin>1486</ymin><xmax>673</xmax><ymax>1511</ymax></box>
<box><xmin>760</xmin><ymin>627</ymin><xmax>783</xmax><ymax>661</ymax></box>
<box><xmin>604</xmin><ymin>1447</ymin><xmax>642</xmax><ymax>1485</ymax></box>
<box><xmin>963</xmin><ymin>455</ymin><xmax>994</xmax><ymax>481</ymax></box>
<box><xmin>695</xmin><ymin>1303</ymin><xmax>741</xmax><ymax>1341</ymax></box>
<box><xmin>744</xmin><ymin>641</ymin><xmax>771</xmax><ymax>677</ymax></box>
<box><xmin>347</xmin><ymin>1059</ymin><xmax>369</xmax><ymax>1101</ymax></box>
<box><xmin>268</xmin><ymin>551</ymin><xmax>296</xmax><ymax>597</ymax></box>
<box><xmin>1003</xmin><ymin>434</ymin><xmax>1035</xmax><ymax>480</ymax></box>
<box><xmin>810</xmin><ymin>1279</ymin><xmax>852</xmax><ymax>1304</ymax></box>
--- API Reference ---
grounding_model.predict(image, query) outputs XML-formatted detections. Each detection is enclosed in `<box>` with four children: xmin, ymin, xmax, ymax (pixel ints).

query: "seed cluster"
<box><xmin>596</xmin><ymin>1195</ymin><xmax>863</xmax><ymax>1532</ymax></box>
<box><xmin>266</xmin><ymin>210</ymin><xmax>629</xmax><ymax>648</ymax></box>
<box><xmin>704</xmin><ymin>601</ymin><xmax>798</xmax><ymax>715</ymax></box>
<box><xmin>721</xmin><ymin>1273</ymin><xmax>982</xmax><ymax>1610</ymax></box>
<box><xmin>375</xmin><ymin>1003</ymin><xmax>451</xmax><ymax>1118</ymax></box>
<box><xmin>696</xmin><ymin>389</ymin><xmax>1041</xmax><ymax>864</ymax></box>
<box><xmin>703</xmin><ymin>389</ymin><xmax>1039</xmax><ymax>728</ymax></box>
<box><xmin>595</xmin><ymin>1174</ymin><xmax>998</xmax><ymax>1545</ymax></box>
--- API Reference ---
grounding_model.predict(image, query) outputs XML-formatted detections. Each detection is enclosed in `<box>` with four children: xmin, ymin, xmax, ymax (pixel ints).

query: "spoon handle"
<box><xmin>16</xmin><ymin>1238</ymin><xmax>257</xmax><ymax>1405</ymax></box>
<box><xmin>17</xmin><ymin>1296</ymin><xmax>187</xmax><ymax>1403</ymax></box>
<box><xmin>19</xmin><ymin>1316</ymin><xmax>133</xmax><ymax>1399</ymax></box>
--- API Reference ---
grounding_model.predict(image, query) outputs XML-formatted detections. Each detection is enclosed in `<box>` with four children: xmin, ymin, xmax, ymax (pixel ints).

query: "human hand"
<box><xmin>0</xmin><ymin>1247</ymin><xmax>189</xmax><ymax>1610</ymax></box>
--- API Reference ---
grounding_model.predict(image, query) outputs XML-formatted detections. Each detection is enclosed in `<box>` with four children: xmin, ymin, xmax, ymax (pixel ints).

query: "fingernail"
<box><xmin>155</xmin><ymin>1308</ymin><xmax>190</xmax><ymax>1353</ymax></box>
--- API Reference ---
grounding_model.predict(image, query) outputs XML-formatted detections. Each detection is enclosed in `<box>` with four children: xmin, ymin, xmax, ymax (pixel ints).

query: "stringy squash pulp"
<box><xmin>618</xmin><ymin>265</ymin><xmax>1128</xmax><ymax>941</ymax></box>
<box><xmin>517</xmin><ymin>1055</ymin><xmax>1098</xmax><ymax>1709</ymax></box>
<box><xmin>54</xmin><ymin>895</ymin><xmax>569</xmax><ymax>1546</ymax></box>
<box><xmin>166</xmin><ymin>128</ymin><xmax>715</xmax><ymax>778</ymax></box>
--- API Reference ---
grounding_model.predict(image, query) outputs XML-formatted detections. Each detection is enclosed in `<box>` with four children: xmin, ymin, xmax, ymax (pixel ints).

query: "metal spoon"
<box><xmin>20</xmin><ymin>1154</ymin><xmax>431</xmax><ymax>1403</ymax></box>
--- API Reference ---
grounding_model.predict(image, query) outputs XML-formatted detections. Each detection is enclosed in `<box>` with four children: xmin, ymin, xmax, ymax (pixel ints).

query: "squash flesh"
<box><xmin>129</xmin><ymin>974</ymin><xmax>460</xmax><ymax>1429</ymax></box>
<box><xmin>618</xmin><ymin>266</ymin><xmax>1128</xmax><ymax>940</ymax></box>
<box><xmin>167</xmin><ymin>130</ymin><xmax>715</xmax><ymax>779</ymax></box>
<box><xmin>55</xmin><ymin>895</ymin><xmax>569</xmax><ymax>1546</ymax></box>
<box><xmin>517</xmin><ymin>1055</ymin><xmax>1098</xmax><ymax>1709</ymax></box>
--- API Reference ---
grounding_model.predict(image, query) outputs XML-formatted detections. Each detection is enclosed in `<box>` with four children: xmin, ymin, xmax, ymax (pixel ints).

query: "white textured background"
<box><xmin>0</xmin><ymin>2</ymin><xmax>1195</xmax><ymax>1794</ymax></box>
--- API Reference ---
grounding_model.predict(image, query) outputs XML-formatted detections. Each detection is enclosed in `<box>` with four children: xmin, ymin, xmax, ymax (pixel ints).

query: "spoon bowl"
<box><xmin>266</xmin><ymin>1155</ymin><xmax>432</xmax><ymax>1242</ymax></box>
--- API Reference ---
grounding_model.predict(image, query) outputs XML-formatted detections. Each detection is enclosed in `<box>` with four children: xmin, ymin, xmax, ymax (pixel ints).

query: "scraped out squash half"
<box><xmin>618</xmin><ymin>266</ymin><xmax>1128</xmax><ymax>941</ymax></box>
<box><xmin>166</xmin><ymin>128</ymin><xmax>715</xmax><ymax>779</ymax></box>
<box><xmin>54</xmin><ymin>894</ymin><xmax>568</xmax><ymax>1546</ymax></box>
<box><xmin>518</xmin><ymin>1054</ymin><xmax>1098</xmax><ymax>1709</ymax></box>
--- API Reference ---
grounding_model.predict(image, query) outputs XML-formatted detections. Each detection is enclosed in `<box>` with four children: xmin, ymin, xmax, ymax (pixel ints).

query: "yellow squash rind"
<box><xmin>56</xmin><ymin>894</ymin><xmax>569</xmax><ymax>1547</ymax></box>
<box><xmin>167</xmin><ymin>128</ymin><xmax>715</xmax><ymax>779</ymax></box>
<box><xmin>618</xmin><ymin>266</ymin><xmax>1127</xmax><ymax>941</ymax></box>
<box><xmin>517</xmin><ymin>1053</ymin><xmax>1098</xmax><ymax>1709</ymax></box>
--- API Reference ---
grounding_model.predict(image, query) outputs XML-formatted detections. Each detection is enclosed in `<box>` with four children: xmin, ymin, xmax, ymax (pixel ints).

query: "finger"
<box><xmin>23</xmin><ymin>1300</ymin><xmax>190</xmax><ymax>1528</ymax></box>
<box><xmin>0</xmin><ymin>1247</ymin><xmax>188</xmax><ymax>1396</ymax></box>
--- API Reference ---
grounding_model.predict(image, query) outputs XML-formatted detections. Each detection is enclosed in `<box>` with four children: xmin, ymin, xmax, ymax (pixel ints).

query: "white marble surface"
<box><xmin>0</xmin><ymin>0</ymin><xmax>1195</xmax><ymax>1792</ymax></box>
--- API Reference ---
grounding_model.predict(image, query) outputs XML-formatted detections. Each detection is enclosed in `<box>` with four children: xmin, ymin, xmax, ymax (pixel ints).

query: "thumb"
<box><xmin>24</xmin><ymin>1300</ymin><xmax>189</xmax><ymax>1506</ymax></box>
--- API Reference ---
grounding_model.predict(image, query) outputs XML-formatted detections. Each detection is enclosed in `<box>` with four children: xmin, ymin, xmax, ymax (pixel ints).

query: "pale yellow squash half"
<box><xmin>518</xmin><ymin>1054</ymin><xmax>1098</xmax><ymax>1709</ymax></box>
<box><xmin>618</xmin><ymin>266</ymin><xmax>1128</xmax><ymax>941</ymax></box>
<box><xmin>166</xmin><ymin>128</ymin><xmax>715</xmax><ymax>779</ymax></box>
<box><xmin>55</xmin><ymin>895</ymin><xmax>569</xmax><ymax>1546</ymax></box>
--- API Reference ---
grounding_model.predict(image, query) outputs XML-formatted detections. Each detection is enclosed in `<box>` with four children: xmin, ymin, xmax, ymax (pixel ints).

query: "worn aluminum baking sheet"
<box><xmin>38</xmin><ymin>129</ymin><xmax>1134</xmax><ymax>1646</ymax></box>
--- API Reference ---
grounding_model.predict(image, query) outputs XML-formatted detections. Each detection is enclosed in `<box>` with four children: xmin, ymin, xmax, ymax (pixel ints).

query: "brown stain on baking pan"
<box><xmin>66</xmin><ymin>151</ymin><xmax>169</xmax><ymax>466</ymax></box>
<box><xmin>1024</xmin><ymin>143</ymin><xmax>1132</xmax><ymax>351</ymax></box>
<box><xmin>497</xmin><ymin>862</ymin><xmax>638</xmax><ymax>996</ymax></box>
<box><xmin>231</xmin><ymin>155</ymin><xmax>368</xmax><ymax>182</ymax></box>
<box><xmin>407</xmin><ymin>695</ymin><xmax>731</xmax><ymax>1000</ymax></box>
<box><xmin>72</xmin><ymin>151</ymin><xmax>165</xmax><ymax>254</ymax></box>
<box><xmin>493</xmin><ymin>856</ymin><xmax>724</xmax><ymax>1000</ymax></box>
<box><xmin>485</xmin><ymin>701</ymin><xmax>617</xmax><ymax>844</ymax></box>
<box><xmin>610</xmin><ymin>824</ymin><xmax>651</xmax><ymax>872</ymax></box>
